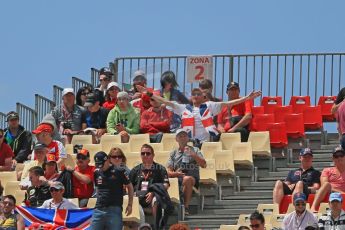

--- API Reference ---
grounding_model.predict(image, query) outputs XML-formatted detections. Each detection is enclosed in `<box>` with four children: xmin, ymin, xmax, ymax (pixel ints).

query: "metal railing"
<box><xmin>90</xmin><ymin>68</ymin><xmax>100</xmax><ymax>88</ymax></box>
<box><xmin>53</xmin><ymin>85</ymin><xmax>63</xmax><ymax>106</ymax></box>
<box><xmin>72</xmin><ymin>77</ymin><xmax>93</xmax><ymax>94</ymax></box>
<box><xmin>16</xmin><ymin>103</ymin><xmax>37</xmax><ymax>131</ymax></box>
<box><xmin>35</xmin><ymin>94</ymin><xmax>55</xmax><ymax>125</ymax></box>
<box><xmin>0</xmin><ymin>112</ymin><xmax>6</xmax><ymax>129</ymax></box>
<box><xmin>114</xmin><ymin>53</ymin><xmax>345</xmax><ymax>105</ymax></box>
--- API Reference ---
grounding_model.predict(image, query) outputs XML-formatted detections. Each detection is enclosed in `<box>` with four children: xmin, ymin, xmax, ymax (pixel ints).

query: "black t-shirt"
<box><xmin>94</xmin><ymin>165</ymin><xmax>129</xmax><ymax>208</ymax></box>
<box><xmin>25</xmin><ymin>183</ymin><xmax>51</xmax><ymax>207</ymax></box>
<box><xmin>285</xmin><ymin>167</ymin><xmax>321</xmax><ymax>186</ymax></box>
<box><xmin>335</xmin><ymin>87</ymin><xmax>345</xmax><ymax>104</ymax></box>
<box><xmin>129</xmin><ymin>162</ymin><xmax>170</xmax><ymax>192</ymax></box>
<box><xmin>82</xmin><ymin>107</ymin><xmax>109</xmax><ymax>129</ymax></box>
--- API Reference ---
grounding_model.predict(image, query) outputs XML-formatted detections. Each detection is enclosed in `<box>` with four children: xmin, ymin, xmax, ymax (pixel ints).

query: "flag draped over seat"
<box><xmin>16</xmin><ymin>206</ymin><xmax>93</xmax><ymax>230</ymax></box>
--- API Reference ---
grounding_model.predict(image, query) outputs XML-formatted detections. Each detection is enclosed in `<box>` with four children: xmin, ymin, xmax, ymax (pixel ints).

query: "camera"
<box><xmin>63</xmin><ymin>121</ymin><xmax>72</xmax><ymax>130</ymax></box>
<box><xmin>73</xmin><ymin>144</ymin><xmax>83</xmax><ymax>154</ymax></box>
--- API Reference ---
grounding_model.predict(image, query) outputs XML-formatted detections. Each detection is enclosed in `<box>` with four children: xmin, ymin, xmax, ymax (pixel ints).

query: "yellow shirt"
<box><xmin>163</xmin><ymin>91</ymin><xmax>171</xmax><ymax>100</ymax></box>
<box><xmin>0</xmin><ymin>213</ymin><xmax>17</xmax><ymax>228</ymax></box>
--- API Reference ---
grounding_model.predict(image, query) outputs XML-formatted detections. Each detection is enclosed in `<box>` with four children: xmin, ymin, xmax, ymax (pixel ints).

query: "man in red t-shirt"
<box><xmin>217</xmin><ymin>82</ymin><xmax>253</xmax><ymax>141</ymax></box>
<box><xmin>0</xmin><ymin>128</ymin><xmax>14</xmax><ymax>171</ymax></box>
<box><xmin>67</xmin><ymin>149</ymin><xmax>95</xmax><ymax>207</ymax></box>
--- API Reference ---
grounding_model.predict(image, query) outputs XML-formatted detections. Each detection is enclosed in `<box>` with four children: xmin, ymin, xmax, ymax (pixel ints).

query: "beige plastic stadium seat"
<box><xmin>161</xmin><ymin>133</ymin><xmax>178</xmax><ymax>151</ymax></box>
<box><xmin>86</xmin><ymin>198</ymin><xmax>97</xmax><ymax>208</ymax></box>
<box><xmin>150</xmin><ymin>143</ymin><xmax>164</xmax><ymax>152</ymax></box>
<box><xmin>102</xmin><ymin>143</ymin><xmax>131</xmax><ymax>154</ymax></box>
<box><xmin>64</xmin><ymin>154</ymin><xmax>76</xmax><ymax>168</ymax></box>
<box><xmin>126</xmin><ymin>153</ymin><xmax>142</xmax><ymax>169</ymax></box>
<box><xmin>237</xmin><ymin>214</ymin><xmax>251</xmax><ymax>226</ymax></box>
<box><xmin>214</xmin><ymin>150</ymin><xmax>235</xmax><ymax>175</ymax></box>
<box><xmin>201</xmin><ymin>142</ymin><xmax>222</xmax><ymax>159</ymax></box>
<box><xmin>232</xmin><ymin>142</ymin><xmax>253</xmax><ymax>166</ymax></box>
<box><xmin>0</xmin><ymin>172</ymin><xmax>17</xmax><ymax>186</ymax></box>
<box><xmin>318</xmin><ymin>202</ymin><xmax>330</xmax><ymax>215</ymax></box>
<box><xmin>200</xmin><ymin>159</ymin><xmax>217</xmax><ymax>185</ymax></box>
<box><xmin>4</xmin><ymin>181</ymin><xmax>20</xmax><ymax>196</ymax></box>
<box><xmin>257</xmin><ymin>203</ymin><xmax>279</xmax><ymax>215</ymax></box>
<box><xmin>219</xmin><ymin>225</ymin><xmax>240</xmax><ymax>230</ymax></box>
<box><xmin>65</xmin><ymin>144</ymin><xmax>73</xmax><ymax>155</ymax></box>
<box><xmin>83</xmin><ymin>144</ymin><xmax>102</xmax><ymax>165</ymax></box>
<box><xmin>168</xmin><ymin>177</ymin><xmax>180</xmax><ymax>203</ymax></box>
<box><xmin>68</xmin><ymin>198</ymin><xmax>80</xmax><ymax>208</ymax></box>
<box><xmin>287</xmin><ymin>202</ymin><xmax>310</xmax><ymax>213</ymax></box>
<box><xmin>271</xmin><ymin>214</ymin><xmax>285</xmax><ymax>228</ymax></box>
<box><xmin>71</xmin><ymin>135</ymin><xmax>93</xmax><ymax>146</ymax></box>
<box><xmin>154</xmin><ymin>151</ymin><xmax>171</xmax><ymax>167</ymax></box>
<box><xmin>129</xmin><ymin>134</ymin><xmax>150</xmax><ymax>153</ymax></box>
<box><xmin>15</xmin><ymin>190</ymin><xmax>26</xmax><ymax>205</ymax></box>
<box><xmin>220</xmin><ymin>133</ymin><xmax>241</xmax><ymax>150</ymax></box>
<box><xmin>100</xmin><ymin>135</ymin><xmax>121</xmax><ymax>147</ymax></box>
<box><xmin>123</xmin><ymin>195</ymin><xmax>140</xmax><ymax>223</ymax></box>
<box><xmin>15</xmin><ymin>163</ymin><xmax>25</xmax><ymax>174</ymax></box>
<box><xmin>248</xmin><ymin>131</ymin><xmax>271</xmax><ymax>157</ymax></box>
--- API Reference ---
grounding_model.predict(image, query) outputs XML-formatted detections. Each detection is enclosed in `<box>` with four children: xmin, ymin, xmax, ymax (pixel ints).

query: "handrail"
<box><xmin>0</xmin><ymin>112</ymin><xmax>6</xmax><ymax>129</ymax></box>
<box><xmin>35</xmin><ymin>94</ymin><xmax>55</xmax><ymax>125</ymax></box>
<box><xmin>72</xmin><ymin>76</ymin><xmax>93</xmax><ymax>93</ymax></box>
<box><xmin>16</xmin><ymin>102</ymin><xmax>37</xmax><ymax>131</ymax></box>
<box><xmin>53</xmin><ymin>85</ymin><xmax>63</xmax><ymax>106</ymax></box>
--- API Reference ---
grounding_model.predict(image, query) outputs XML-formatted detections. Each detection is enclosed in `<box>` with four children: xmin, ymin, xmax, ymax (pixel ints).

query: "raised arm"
<box><xmin>136</xmin><ymin>85</ymin><xmax>176</xmax><ymax>108</ymax></box>
<box><xmin>220</xmin><ymin>91</ymin><xmax>261</xmax><ymax>109</ymax></box>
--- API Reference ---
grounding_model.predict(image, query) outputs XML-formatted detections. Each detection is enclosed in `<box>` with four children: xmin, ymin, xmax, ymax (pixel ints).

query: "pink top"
<box><xmin>337</xmin><ymin>101</ymin><xmax>345</xmax><ymax>134</ymax></box>
<box><xmin>321</xmin><ymin>167</ymin><xmax>345</xmax><ymax>192</ymax></box>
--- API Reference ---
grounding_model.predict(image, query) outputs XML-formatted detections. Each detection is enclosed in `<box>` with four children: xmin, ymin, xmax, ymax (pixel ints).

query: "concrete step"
<box><xmin>213</xmin><ymin>199</ymin><xmax>271</xmax><ymax>205</ymax></box>
<box><xmin>321</xmin><ymin>144</ymin><xmax>339</xmax><ymax>150</ymax></box>
<box><xmin>180</xmin><ymin>219</ymin><xmax>235</xmax><ymax>225</ymax></box>
<box><xmin>187</xmin><ymin>211</ymin><xmax>249</xmax><ymax>217</ymax></box>
<box><xmin>250</xmin><ymin>181</ymin><xmax>275</xmax><ymax>187</ymax></box>
<box><xmin>241</xmin><ymin>185</ymin><xmax>273</xmax><ymax>190</ymax></box>
<box><xmin>287</xmin><ymin>162</ymin><xmax>333</xmax><ymax>168</ymax></box>
<box><xmin>224</xmin><ymin>194</ymin><xmax>272</xmax><ymax>200</ymax></box>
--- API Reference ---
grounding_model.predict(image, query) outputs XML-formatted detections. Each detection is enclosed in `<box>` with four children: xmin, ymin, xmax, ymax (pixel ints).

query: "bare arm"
<box><xmin>220</xmin><ymin>91</ymin><xmax>261</xmax><ymax>109</ymax></box>
<box><xmin>72</xmin><ymin>170</ymin><xmax>92</xmax><ymax>184</ymax></box>
<box><xmin>125</xmin><ymin>183</ymin><xmax>134</xmax><ymax>215</ymax></box>
<box><xmin>136</xmin><ymin>85</ymin><xmax>176</xmax><ymax>108</ymax></box>
<box><xmin>0</xmin><ymin>157</ymin><xmax>12</xmax><ymax>171</ymax></box>
<box><xmin>17</xmin><ymin>214</ymin><xmax>25</xmax><ymax>230</ymax></box>
<box><xmin>331</xmin><ymin>102</ymin><xmax>342</xmax><ymax>114</ymax></box>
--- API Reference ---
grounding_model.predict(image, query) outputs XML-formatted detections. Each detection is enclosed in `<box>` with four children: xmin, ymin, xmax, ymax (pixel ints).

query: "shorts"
<box><xmin>282</xmin><ymin>180</ymin><xmax>310</xmax><ymax>197</ymax></box>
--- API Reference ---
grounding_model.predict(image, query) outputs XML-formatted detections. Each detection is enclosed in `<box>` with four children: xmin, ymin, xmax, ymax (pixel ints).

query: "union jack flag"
<box><xmin>16</xmin><ymin>206</ymin><xmax>93</xmax><ymax>230</ymax></box>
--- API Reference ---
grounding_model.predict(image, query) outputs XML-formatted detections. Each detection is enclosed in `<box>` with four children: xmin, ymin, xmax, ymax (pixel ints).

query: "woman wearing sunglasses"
<box><xmin>108</xmin><ymin>147</ymin><xmax>130</xmax><ymax>177</ymax></box>
<box><xmin>0</xmin><ymin>128</ymin><xmax>14</xmax><ymax>171</ymax></box>
<box><xmin>249</xmin><ymin>211</ymin><xmax>265</xmax><ymax>230</ymax></box>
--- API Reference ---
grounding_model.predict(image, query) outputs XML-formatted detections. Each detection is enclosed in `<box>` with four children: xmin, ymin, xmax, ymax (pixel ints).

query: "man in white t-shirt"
<box><xmin>136</xmin><ymin>85</ymin><xmax>261</xmax><ymax>143</ymax></box>
<box><xmin>39</xmin><ymin>181</ymin><xmax>78</xmax><ymax>209</ymax></box>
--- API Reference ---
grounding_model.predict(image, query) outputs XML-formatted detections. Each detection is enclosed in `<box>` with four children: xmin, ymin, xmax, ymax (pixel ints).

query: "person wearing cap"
<box><xmin>4</xmin><ymin>111</ymin><xmax>32</xmax><ymax>164</ymax></box>
<box><xmin>135</xmin><ymin>85</ymin><xmax>261</xmax><ymax>143</ymax></box>
<box><xmin>97</xmin><ymin>67</ymin><xmax>113</xmax><ymax>94</ymax></box>
<box><xmin>31</xmin><ymin>123</ymin><xmax>67</xmax><ymax>168</ymax></box>
<box><xmin>42</xmin><ymin>154</ymin><xmax>59</xmax><ymax>182</ymax></box>
<box><xmin>66</xmin><ymin>149</ymin><xmax>95</xmax><ymax>208</ymax></box>
<box><xmin>91</xmin><ymin>151</ymin><xmax>134</xmax><ymax>230</ymax></box>
<box><xmin>128</xmin><ymin>70</ymin><xmax>148</xmax><ymax>101</ymax></box>
<box><xmin>81</xmin><ymin>93</ymin><xmax>109</xmax><ymax>143</ymax></box>
<box><xmin>106</xmin><ymin>91</ymin><xmax>140</xmax><ymax>143</ymax></box>
<box><xmin>217</xmin><ymin>82</ymin><xmax>253</xmax><ymax>142</ymax></box>
<box><xmin>51</xmin><ymin>87</ymin><xmax>85</xmax><ymax>144</ymax></box>
<box><xmin>140</xmin><ymin>91</ymin><xmax>173</xmax><ymax>143</ymax></box>
<box><xmin>273</xmin><ymin>148</ymin><xmax>321</xmax><ymax>205</ymax></box>
<box><xmin>24</xmin><ymin>166</ymin><xmax>51</xmax><ymax>207</ymax></box>
<box><xmin>39</xmin><ymin>181</ymin><xmax>78</xmax><ymax>209</ymax></box>
<box><xmin>103</xmin><ymin>81</ymin><xmax>120</xmax><ymax>110</ymax></box>
<box><xmin>318</xmin><ymin>192</ymin><xmax>345</xmax><ymax>229</ymax></box>
<box><xmin>0</xmin><ymin>128</ymin><xmax>14</xmax><ymax>171</ymax></box>
<box><xmin>311</xmin><ymin>147</ymin><xmax>345</xmax><ymax>212</ymax></box>
<box><xmin>167</xmin><ymin>128</ymin><xmax>206</xmax><ymax>215</ymax></box>
<box><xmin>282</xmin><ymin>192</ymin><xmax>318</xmax><ymax>230</ymax></box>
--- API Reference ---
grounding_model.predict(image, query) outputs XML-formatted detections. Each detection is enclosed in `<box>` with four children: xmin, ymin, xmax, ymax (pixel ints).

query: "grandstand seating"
<box><xmin>201</xmin><ymin>142</ymin><xmax>222</xmax><ymax>159</ymax></box>
<box><xmin>129</xmin><ymin>134</ymin><xmax>150</xmax><ymax>152</ymax></box>
<box><xmin>3</xmin><ymin>181</ymin><xmax>20</xmax><ymax>196</ymax></box>
<box><xmin>267</xmin><ymin>122</ymin><xmax>288</xmax><ymax>148</ymax></box>
<box><xmin>161</xmin><ymin>133</ymin><xmax>179</xmax><ymax>151</ymax></box>
<box><xmin>199</xmin><ymin>159</ymin><xmax>217</xmax><ymax>185</ymax></box>
<box><xmin>247</xmin><ymin>131</ymin><xmax>271</xmax><ymax>157</ymax></box>
<box><xmin>102</xmin><ymin>142</ymin><xmax>131</xmax><ymax>153</ymax></box>
<box><xmin>289</xmin><ymin>96</ymin><xmax>311</xmax><ymax>113</ymax></box>
<box><xmin>252</xmin><ymin>114</ymin><xmax>275</xmax><ymax>131</ymax></box>
<box><xmin>214</xmin><ymin>150</ymin><xmax>235</xmax><ymax>175</ymax></box>
<box><xmin>318</xmin><ymin>96</ymin><xmax>336</xmax><ymax>121</ymax></box>
<box><xmin>303</xmin><ymin>105</ymin><xmax>323</xmax><ymax>130</ymax></box>
<box><xmin>284</xmin><ymin>113</ymin><xmax>305</xmax><ymax>138</ymax></box>
<box><xmin>71</xmin><ymin>135</ymin><xmax>93</xmax><ymax>146</ymax></box>
<box><xmin>257</xmin><ymin>203</ymin><xmax>279</xmax><ymax>215</ymax></box>
<box><xmin>219</xmin><ymin>133</ymin><xmax>241</xmax><ymax>150</ymax></box>
<box><xmin>261</xmin><ymin>96</ymin><xmax>283</xmax><ymax>114</ymax></box>
<box><xmin>231</xmin><ymin>142</ymin><xmax>253</xmax><ymax>166</ymax></box>
<box><xmin>273</xmin><ymin>105</ymin><xmax>293</xmax><ymax>123</ymax></box>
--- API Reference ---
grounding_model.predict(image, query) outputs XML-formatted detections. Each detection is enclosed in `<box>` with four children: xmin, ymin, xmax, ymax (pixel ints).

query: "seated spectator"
<box><xmin>81</xmin><ymin>93</ymin><xmax>109</xmax><ymax>143</ymax></box>
<box><xmin>42</xmin><ymin>154</ymin><xmax>59</xmax><ymax>182</ymax></box>
<box><xmin>24</xmin><ymin>166</ymin><xmax>51</xmax><ymax>207</ymax></box>
<box><xmin>0</xmin><ymin>128</ymin><xmax>14</xmax><ymax>171</ymax></box>
<box><xmin>0</xmin><ymin>195</ymin><xmax>25</xmax><ymax>229</ymax></box>
<box><xmin>140</xmin><ymin>91</ymin><xmax>173</xmax><ymax>143</ymax></box>
<box><xmin>217</xmin><ymin>82</ymin><xmax>253</xmax><ymax>141</ymax></box>
<box><xmin>318</xmin><ymin>192</ymin><xmax>345</xmax><ymax>229</ymax></box>
<box><xmin>273</xmin><ymin>148</ymin><xmax>320</xmax><ymax>205</ymax></box>
<box><xmin>51</xmin><ymin>88</ymin><xmax>85</xmax><ymax>144</ymax></box>
<box><xmin>138</xmin><ymin>223</ymin><xmax>153</xmax><ymax>230</ymax></box>
<box><xmin>4</xmin><ymin>111</ymin><xmax>32</xmax><ymax>164</ymax></box>
<box><xmin>199</xmin><ymin>79</ymin><xmax>221</xmax><ymax>102</ymax></box>
<box><xmin>311</xmin><ymin>147</ymin><xmax>345</xmax><ymax>212</ymax></box>
<box><xmin>167</xmin><ymin>128</ymin><xmax>206</xmax><ymax>215</ymax></box>
<box><xmin>282</xmin><ymin>192</ymin><xmax>317</xmax><ymax>230</ymax></box>
<box><xmin>39</xmin><ymin>181</ymin><xmax>78</xmax><ymax>209</ymax></box>
<box><xmin>131</xmin><ymin>90</ymin><xmax>153</xmax><ymax>114</ymax></box>
<box><xmin>136</xmin><ymin>85</ymin><xmax>261</xmax><ymax>144</ymax></box>
<box><xmin>128</xmin><ymin>70</ymin><xmax>147</xmax><ymax>101</ymax></box>
<box><xmin>20</xmin><ymin>142</ymin><xmax>48</xmax><ymax>185</ymax></box>
<box><xmin>108</xmin><ymin>147</ymin><xmax>130</xmax><ymax>176</ymax></box>
<box><xmin>129</xmin><ymin>144</ymin><xmax>170</xmax><ymax>227</ymax></box>
<box><xmin>249</xmin><ymin>211</ymin><xmax>265</xmax><ymax>230</ymax></box>
<box><xmin>159</xmin><ymin>71</ymin><xmax>189</xmax><ymax>132</ymax></box>
<box><xmin>237</xmin><ymin>226</ymin><xmax>250</xmax><ymax>230</ymax></box>
<box><xmin>76</xmin><ymin>85</ymin><xmax>93</xmax><ymax>106</ymax></box>
<box><xmin>66</xmin><ymin>149</ymin><xmax>95</xmax><ymax>208</ymax></box>
<box><xmin>103</xmin><ymin>82</ymin><xmax>120</xmax><ymax>110</ymax></box>
<box><xmin>169</xmin><ymin>223</ymin><xmax>191</xmax><ymax>230</ymax></box>
<box><xmin>97</xmin><ymin>67</ymin><xmax>113</xmax><ymax>97</ymax></box>
<box><xmin>106</xmin><ymin>92</ymin><xmax>140</xmax><ymax>143</ymax></box>
<box><xmin>31</xmin><ymin>123</ymin><xmax>67</xmax><ymax>168</ymax></box>
<box><xmin>40</xmin><ymin>113</ymin><xmax>63</xmax><ymax>143</ymax></box>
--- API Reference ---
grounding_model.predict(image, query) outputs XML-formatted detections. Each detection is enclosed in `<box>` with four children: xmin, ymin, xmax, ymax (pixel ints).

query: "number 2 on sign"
<box><xmin>195</xmin><ymin>65</ymin><xmax>204</xmax><ymax>80</ymax></box>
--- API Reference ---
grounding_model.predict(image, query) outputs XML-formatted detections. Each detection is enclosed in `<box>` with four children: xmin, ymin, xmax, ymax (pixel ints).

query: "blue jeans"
<box><xmin>90</xmin><ymin>206</ymin><xmax>123</xmax><ymax>230</ymax></box>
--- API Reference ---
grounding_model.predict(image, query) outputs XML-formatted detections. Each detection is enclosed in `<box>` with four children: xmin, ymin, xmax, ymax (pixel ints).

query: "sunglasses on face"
<box><xmin>77</xmin><ymin>155</ymin><xmax>88</xmax><ymax>160</ymax></box>
<box><xmin>294</xmin><ymin>202</ymin><xmax>306</xmax><ymax>206</ymax></box>
<box><xmin>110</xmin><ymin>155</ymin><xmax>123</xmax><ymax>159</ymax></box>
<box><xmin>192</xmin><ymin>93</ymin><xmax>202</xmax><ymax>97</ymax></box>
<box><xmin>250</xmin><ymin>224</ymin><xmax>261</xmax><ymax>228</ymax></box>
<box><xmin>109</xmin><ymin>87</ymin><xmax>119</xmax><ymax>91</ymax></box>
<box><xmin>81</xmin><ymin>92</ymin><xmax>90</xmax><ymax>96</ymax></box>
<box><xmin>141</xmin><ymin>152</ymin><xmax>152</xmax><ymax>156</ymax></box>
<box><xmin>50</xmin><ymin>188</ymin><xmax>61</xmax><ymax>192</ymax></box>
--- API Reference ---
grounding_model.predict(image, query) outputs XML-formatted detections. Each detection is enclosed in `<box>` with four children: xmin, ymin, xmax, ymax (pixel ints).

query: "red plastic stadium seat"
<box><xmin>318</xmin><ymin>96</ymin><xmax>336</xmax><ymax>122</ymax></box>
<box><xmin>279</xmin><ymin>195</ymin><xmax>292</xmax><ymax>214</ymax></box>
<box><xmin>251</xmin><ymin>106</ymin><xmax>265</xmax><ymax>116</ymax></box>
<box><xmin>252</xmin><ymin>114</ymin><xmax>275</xmax><ymax>131</ymax></box>
<box><xmin>289</xmin><ymin>96</ymin><xmax>311</xmax><ymax>113</ymax></box>
<box><xmin>303</xmin><ymin>106</ymin><xmax>323</xmax><ymax>130</ymax></box>
<box><xmin>261</xmin><ymin>96</ymin><xmax>283</xmax><ymax>114</ymax></box>
<box><xmin>274</xmin><ymin>106</ymin><xmax>293</xmax><ymax>123</ymax></box>
<box><xmin>285</xmin><ymin>113</ymin><xmax>305</xmax><ymax>138</ymax></box>
<box><xmin>267</xmin><ymin>122</ymin><xmax>288</xmax><ymax>148</ymax></box>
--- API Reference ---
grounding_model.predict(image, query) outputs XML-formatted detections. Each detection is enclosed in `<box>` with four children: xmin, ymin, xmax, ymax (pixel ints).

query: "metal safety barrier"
<box><xmin>90</xmin><ymin>68</ymin><xmax>100</xmax><ymax>88</ymax></box>
<box><xmin>114</xmin><ymin>53</ymin><xmax>345</xmax><ymax>104</ymax></box>
<box><xmin>35</xmin><ymin>94</ymin><xmax>55</xmax><ymax>125</ymax></box>
<box><xmin>53</xmin><ymin>85</ymin><xmax>63</xmax><ymax>106</ymax></box>
<box><xmin>72</xmin><ymin>77</ymin><xmax>93</xmax><ymax>94</ymax></box>
<box><xmin>16</xmin><ymin>103</ymin><xmax>37</xmax><ymax>131</ymax></box>
<box><xmin>0</xmin><ymin>112</ymin><xmax>6</xmax><ymax>129</ymax></box>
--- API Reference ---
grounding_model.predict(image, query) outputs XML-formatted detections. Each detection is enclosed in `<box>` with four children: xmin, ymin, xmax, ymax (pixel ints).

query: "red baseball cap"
<box><xmin>32</xmin><ymin>123</ymin><xmax>53</xmax><ymax>134</ymax></box>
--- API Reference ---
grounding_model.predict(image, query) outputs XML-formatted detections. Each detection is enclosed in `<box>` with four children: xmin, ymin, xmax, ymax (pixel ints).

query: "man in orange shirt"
<box><xmin>217</xmin><ymin>82</ymin><xmax>253</xmax><ymax>141</ymax></box>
